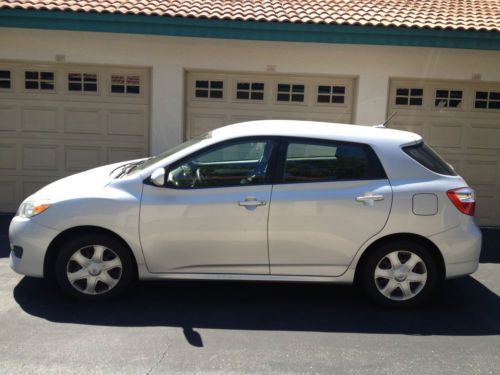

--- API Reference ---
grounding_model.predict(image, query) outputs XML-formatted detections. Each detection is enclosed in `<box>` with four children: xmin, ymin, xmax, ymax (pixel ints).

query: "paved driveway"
<box><xmin>0</xmin><ymin>214</ymin><xmax>498</xmax><ymax>374</ymax></box>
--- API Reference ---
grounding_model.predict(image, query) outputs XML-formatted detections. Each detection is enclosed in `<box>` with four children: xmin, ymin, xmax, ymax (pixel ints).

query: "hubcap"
<box><xmin>66</xmin><ymin>245</ymin><xmax>123</xmax><ymax>295</ymax></box>
<box><xmin>374</xmin><ymin>250</ymin><xmax>427</xmax><ymax>301</ymax></box>
<box><xmin>88</xmin><ymin>264</ymin><xmax>102</xmax><ymax>276</ymax></box>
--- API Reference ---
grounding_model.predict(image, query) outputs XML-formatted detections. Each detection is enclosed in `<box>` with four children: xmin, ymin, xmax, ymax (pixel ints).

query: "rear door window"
<box><xmin>403</xmin><ymin>143</ymin><xmax>456</xmax><ymax>176</ymax></box>
<box><xmin>280</xmin><ymin>139</ymin><xmax>386</xmax><ymax>183</ymax></box>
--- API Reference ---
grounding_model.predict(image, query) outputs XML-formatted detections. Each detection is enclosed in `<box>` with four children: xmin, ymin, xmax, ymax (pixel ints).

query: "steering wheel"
<box><xmin>167</xmin><ymin>164</ymin><xmax>198</xmax><ymax>188</ymax></box>
<box><xmin>195</xmin><ymin>167</ymin><xmax>206</xmax><ymax>187</ymax></box>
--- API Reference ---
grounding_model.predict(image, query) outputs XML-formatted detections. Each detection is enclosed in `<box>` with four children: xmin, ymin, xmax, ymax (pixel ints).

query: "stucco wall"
<box><xmin>1</xmin><ymin>27</ymin><xmax>500</xmax><ymax>154</ymax></box>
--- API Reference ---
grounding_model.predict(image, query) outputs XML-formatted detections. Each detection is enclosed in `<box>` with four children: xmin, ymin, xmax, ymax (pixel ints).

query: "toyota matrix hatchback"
<box><xmin>9</xmin><ymin>120</ymin><xmax>481</xmax><ymax>307</ymax></box>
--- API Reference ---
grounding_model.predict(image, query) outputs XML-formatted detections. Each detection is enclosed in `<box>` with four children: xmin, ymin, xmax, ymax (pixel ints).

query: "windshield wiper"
<box><xmin>113</xmin><ymin>158</ymin><xmax>153</xmax><ymax>178</ymax></box>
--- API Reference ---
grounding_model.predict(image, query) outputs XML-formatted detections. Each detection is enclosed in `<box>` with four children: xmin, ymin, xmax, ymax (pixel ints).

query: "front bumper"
<box><xmin>9</xmin><ymin>216</ymin><xmax>60</xmax><ymax>278</ymax></box>
<box><xmin>429</xmin><ymin>217</ymin><xmax>482</xmax><ymax>279</ymax></box>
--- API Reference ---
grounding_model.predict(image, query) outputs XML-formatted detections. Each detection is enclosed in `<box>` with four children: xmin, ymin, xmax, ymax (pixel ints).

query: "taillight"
<box><xmin>447</xmin><ymin>187</ymin><xmax>475</xmax><ymax>216</ymax></box>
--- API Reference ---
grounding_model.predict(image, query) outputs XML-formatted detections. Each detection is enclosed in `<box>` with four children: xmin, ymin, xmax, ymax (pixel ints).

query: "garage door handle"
<box><xmin>238</xmin><ymin>197</ymin><xmax>267</xmax><ymax>207</ymax></box>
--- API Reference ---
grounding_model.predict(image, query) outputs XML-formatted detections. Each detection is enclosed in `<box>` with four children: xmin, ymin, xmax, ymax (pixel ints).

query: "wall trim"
<box><xmin>0</xmin><ymin>9</ymin><xmax>499</xmax><ymax>50</ymax></box>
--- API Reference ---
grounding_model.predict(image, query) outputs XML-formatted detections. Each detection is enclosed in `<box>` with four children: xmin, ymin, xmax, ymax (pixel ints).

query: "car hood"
<box><xmin>24</xmin><ymin>161</ymin><xmax>137</xmax><ymax>204</ymax></box>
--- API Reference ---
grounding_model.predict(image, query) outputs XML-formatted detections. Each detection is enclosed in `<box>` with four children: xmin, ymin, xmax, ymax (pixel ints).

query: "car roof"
<box><xmin>211</xmin><ymin>120</ymin><xmax>421</xmax><ymax>146</ymax></box>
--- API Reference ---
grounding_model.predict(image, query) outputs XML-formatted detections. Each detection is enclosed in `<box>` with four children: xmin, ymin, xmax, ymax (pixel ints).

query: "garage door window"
<box><xmin>195</xmin><ymin>80</ymin><xmax>224</xmax><ymax>99</ymax></box>
<box><xmin>474</xmin><ymin>91</ymin><xmax>500</xmax><ymax>110</ymax></box>
<box><xmin>24</xmin><ymin>71</ymin><xmax>55</xmax><ymax>91</ymax></box>
<box><xmin>0</xmin><ymin>70</ymin><xmax>11</xmax><ymax>89</ymax></box>
<box><xmin>111</xmin><ymin>74</ymin><xmax>141</xmax><ymax>95</ymax></box>
<box><xmin>236</xmin><ymin>82</ymin><xmax>264</xmax><ymax>101</ymax></box>
<box><xmin>281</xmin><ymin>140</ymin><xmax>386</xmax><ymax>183</ymax></box>
<box><xmin>317</xmin><ymin>85</ymin><xmax>345</xmax><ymax>104</ymax></box>
<box><xmin>395</xmin><ymin>88</ymin><xmax>423</xmax><ymax>106</ymax></box>
<box><xmin>434</xmin><ymin>89</ymin><xmax>462</xmax><ymax>108</ymax></box>
<box><xmin>68</xmin><ymin>73</ymin><xmax>98</xmax><ymax>93</ymax></box>
<box><xmin>276</xmin><ymin>84</ymin><xmax>305</xmax><ymax>103</ymax></box>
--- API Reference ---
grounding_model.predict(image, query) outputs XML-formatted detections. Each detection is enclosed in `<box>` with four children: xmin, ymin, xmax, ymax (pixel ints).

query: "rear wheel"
<box><xmin>359</xmin><ymin>241</ymin><xmax>439</xmax><ymax>308</ymax></box>
<box><xmin>55</xmin><ymin>234</ymin><xmax>134</xmax><ymax>300</ymax></box>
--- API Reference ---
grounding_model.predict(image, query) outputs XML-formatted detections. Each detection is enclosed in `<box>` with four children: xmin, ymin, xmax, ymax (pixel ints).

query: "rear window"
<box><xmin>403</xmin><ymin>143</ymin><xmax>456</xmax><ymax>176</ymax></box>
<box><xmin>282</xmin><ymin>140</ymin><xmax>387</xmax><ymax>183</ymax></box>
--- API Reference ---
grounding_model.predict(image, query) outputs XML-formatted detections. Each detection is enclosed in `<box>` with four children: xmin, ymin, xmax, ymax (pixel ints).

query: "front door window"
<box><xmin>167</xmin><ymin>139</ymin><xmax>274</xmax><ymax>189</ymax></box>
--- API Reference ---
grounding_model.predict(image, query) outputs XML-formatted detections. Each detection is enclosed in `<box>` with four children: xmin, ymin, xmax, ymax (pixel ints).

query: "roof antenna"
<box><xmin>374</xmin><ymin>112</ymin><xmax>397</xmax><ymax>128</ymax></box>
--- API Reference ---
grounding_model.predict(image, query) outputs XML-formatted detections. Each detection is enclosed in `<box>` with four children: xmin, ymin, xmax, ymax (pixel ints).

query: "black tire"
<box><xmin>54</xmin><ymin>234</ymin><xmax>134</xmax><ymax>300</ymax></box>
<box><xmin>359</xmin><ymin>241</ymin><xmax>439</xmax><ymax>308</ymax></box>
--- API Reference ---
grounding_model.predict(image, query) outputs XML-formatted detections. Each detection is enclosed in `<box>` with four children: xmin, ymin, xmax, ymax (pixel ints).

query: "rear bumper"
<box><xmin>429</xmin><ymin>218</ymin><xmax>482</xmax><ymax>279</ymax></box>
<box><xmin>9</xmin><ymin>216</ymin><xmax>59</xmax><ymax>278</ymax></box>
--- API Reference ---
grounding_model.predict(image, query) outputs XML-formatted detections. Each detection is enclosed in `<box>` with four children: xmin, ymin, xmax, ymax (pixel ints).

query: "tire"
<box><xmin>359</xmin><ymin>241</ymin><xmax>439</xmax><ymax>308</ymax></box>
<box><xmin>54</xmin><ymin>234</ymin><xmax>134</xmax><ymax>300</ymax></box>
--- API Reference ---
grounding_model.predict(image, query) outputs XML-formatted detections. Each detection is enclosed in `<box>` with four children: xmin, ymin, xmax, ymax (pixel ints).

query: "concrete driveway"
<box><xmin>0</xmin><ymin>213</ymin><xmax>499</xmax><ymax>374</ymax></box>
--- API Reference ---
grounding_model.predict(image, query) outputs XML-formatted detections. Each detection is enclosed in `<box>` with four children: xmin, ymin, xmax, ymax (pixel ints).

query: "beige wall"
<box><xmin>1</xmin><ymin>28</ymin><xmax>500</xmax><ymax>154</ymax></box>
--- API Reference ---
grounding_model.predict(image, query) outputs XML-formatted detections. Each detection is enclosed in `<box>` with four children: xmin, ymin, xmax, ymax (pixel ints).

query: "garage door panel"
<box><xmin>467</xmin><ymin>123</ymin><xmax>500</xmax><ymax>150</ymax></box>
<box><xmin>107</xmin><ymin>109</ymin><xmax>148</xmax><ymax>136</ymax></box>
<box><xmin>307</xmin><ymin>113</ymin><xmax>352</xmax><ymax>123</ymax></box>
<box><xmin>21</xmin><ymin>106</ymin><xmax>59</xmax><ymax>133</ymax></box>
<box><xmin>22</xmin><ymin>144</ymin><xmax>60</xmax><ymax>171</ymax></box>
<box><xmin>0</xmin><ymin>179</ymin><xmax>18</xmax><ymax>211</ymax></box>
<box><xmin>0</xmin><ymin>105</ymin><xmax>18</xmax><ymax>131</ymax></box>
<box><xmin>462</xmin><ymin>159</ymin><xmax>499</xmax><ymax>186</ymax></box>
<box><xmin>64</xmin><ymin>107</ymin><xmax>102</xmax><ymax>134</ymax></box>
<box><xmin>187</xmin><ymin>112</ymin><xmax>228</xmax><ymax>138</ymax></box>
<box><xmin>107</xmin><ymin>147</ymin><xmax>144</xmax><ymax>164</ymax></box>
<box><xmin>229</xmin><ymin>114</ymin><xmax>267</xmax><ymax>123</ymax></box>
<box><xmin>0</xmin><ymin>144</ymin><xmax>17</xmax><ymax>170</ymax></box>
<box><xmin>429</xmin><ymin>123</ymin><xmax>463</xmax><ymax>148</ymax></box>
<box><xmin>390</xmin><ymin>79</ymin><xmax>500</xmax><ymax>225</ymax></box>
<box><xmin>391</xmin><ymin>118</ymin><xmax>426</xmax><ymax>137</ymax></box>
<box><xmin>64</xmin><ymin>145</ymin><xmax>103</xmax><ymax>172</ymax></box>
<box><xmin>474</xmin><ymin>191</ymin><xmax>499</xmax><ymax>225</ymax></box>
<box><xmin>0</xmin><ymin>62</ymin><xmax>150</xmax><ymax>212</ymax></box>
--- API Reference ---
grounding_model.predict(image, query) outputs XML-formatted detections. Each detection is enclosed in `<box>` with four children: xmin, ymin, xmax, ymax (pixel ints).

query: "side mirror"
<box><xmin>150</xmin><ymin>168</ymin><xmax>165</xmax><ymax>187</ymax></box>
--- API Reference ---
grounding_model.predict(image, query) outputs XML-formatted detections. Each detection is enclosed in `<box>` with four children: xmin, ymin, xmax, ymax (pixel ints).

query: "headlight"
<box><xmin>17</xmin><ymin>201</ymin><xmax>51</xmax><ymax>218</ymax></box>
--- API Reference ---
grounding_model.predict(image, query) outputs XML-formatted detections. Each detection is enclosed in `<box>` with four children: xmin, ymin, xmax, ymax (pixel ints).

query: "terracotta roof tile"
<box><xmin>0</xmin><ymin>0</ymin><xmax>499</xmax><ymax>32</ymax></box>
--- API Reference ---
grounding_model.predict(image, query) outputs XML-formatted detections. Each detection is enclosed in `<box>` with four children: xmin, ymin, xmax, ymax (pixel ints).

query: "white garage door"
<box><xmin>389</xmin><ymin>79</ymin><xmax>500</xmax><ymax>226</ymax></box>
<box><xmin>186</xmin><ymin>71</ymin><xmax>355</xmax><ymax>138</ymax></box>
<box><xmin>0</xmin><ymin>62</ymin><xmax>149</xmax><ymax>212</ymax></box>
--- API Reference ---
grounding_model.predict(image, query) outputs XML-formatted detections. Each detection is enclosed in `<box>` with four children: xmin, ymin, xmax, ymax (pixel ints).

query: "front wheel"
<box><xmin>54</xmin><ymin>234</ymin><xmax>134</xmax><ymax>300</ymax></box>
<box><xmin>359</xmin><ymin>241</ymin><xmax>439</xmax><ymax>308</ymax></box>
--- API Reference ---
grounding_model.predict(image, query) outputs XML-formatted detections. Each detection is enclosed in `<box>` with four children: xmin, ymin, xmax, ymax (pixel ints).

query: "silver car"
<box><xmin>9</xmin><ymin>120</ymin><xmax>481</xmax><ymax>307</ymax></box>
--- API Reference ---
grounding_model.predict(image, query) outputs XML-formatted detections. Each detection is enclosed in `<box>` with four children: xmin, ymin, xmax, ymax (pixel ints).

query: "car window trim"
<box><xmin>144</xmin><ymin>136</ymin><xmax>280</xmax><ymax>190</ymax></box>
<box><xmin>273</xmin><ymin>136</ymin><xmax>388</xmax><ymax>185</ymax></box>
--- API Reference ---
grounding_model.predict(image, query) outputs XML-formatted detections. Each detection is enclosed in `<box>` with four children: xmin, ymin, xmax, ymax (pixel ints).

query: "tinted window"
<box><xmin>282</xmin><ymin>140</ymin><xmax>386</xmax><ymax>183</ymax></box>
<box><xmin>403</xmin><ymin>143</ymin><xmax>456</xmax><ymax>176</ymax></box>
<box><xmin>167</xmin><ymin>140</ymin><xmax>273</xmax><ymax>189</ymax></box>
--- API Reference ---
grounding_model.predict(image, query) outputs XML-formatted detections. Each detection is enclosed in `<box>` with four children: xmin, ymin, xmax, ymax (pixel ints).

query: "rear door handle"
<box><xmin>356</xmin><ymin>193</ymin><xmax>384</xmax><ymax>206</ymax></box>
<box><xmin>238</xmin><ymin>197</ymin><xmax>267</xmax><ymax>207</ymax></box>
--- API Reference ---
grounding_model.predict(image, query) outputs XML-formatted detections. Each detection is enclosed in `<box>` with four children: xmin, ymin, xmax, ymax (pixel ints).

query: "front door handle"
<box><xmin>356</xmin><ymin>193</ymin><xmax>384</xmax><ymax>206</ymax></box>
<box><xmin>238</xmin><ymin>197</ymin><xmax>267</xmax><ymax>207</ymax></box>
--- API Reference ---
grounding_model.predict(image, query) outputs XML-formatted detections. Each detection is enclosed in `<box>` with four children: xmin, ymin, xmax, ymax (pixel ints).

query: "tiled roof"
<box><xmin>1</xmin><ymin>0</ymin><xmax>499</xmax><ymax>32</ymax></box>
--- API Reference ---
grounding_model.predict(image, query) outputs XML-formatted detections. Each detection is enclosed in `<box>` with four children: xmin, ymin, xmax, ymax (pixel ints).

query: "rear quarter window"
<box><xmin>402</xmin><ymin>143</ymin><xmax>457</xmax><ymax>176</ymax></box>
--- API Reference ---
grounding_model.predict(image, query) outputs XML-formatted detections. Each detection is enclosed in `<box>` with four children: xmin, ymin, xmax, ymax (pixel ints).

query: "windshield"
<box><xmin>130</xmin><ymin>132</ymin><xmax>213</xmax><ymax>174</ymax></box>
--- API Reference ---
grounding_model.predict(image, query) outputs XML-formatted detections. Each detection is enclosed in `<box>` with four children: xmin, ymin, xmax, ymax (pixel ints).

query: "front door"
<box><xmin>140</xmin><ymin>138</ymin><xmax>275</xmax><ymax>274</ymax></box>
<box><xmin>268</xmin><ymin>138</ymin><xmax>392</xmax><ymax>276</ymax></box>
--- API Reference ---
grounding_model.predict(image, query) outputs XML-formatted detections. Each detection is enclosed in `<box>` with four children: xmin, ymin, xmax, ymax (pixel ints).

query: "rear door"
<box><xmin>268</xmin><ymin>138</ymin><xmax>392</xmax><ymax>276</ymax></box>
